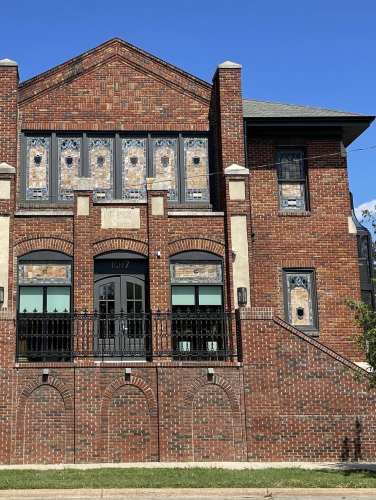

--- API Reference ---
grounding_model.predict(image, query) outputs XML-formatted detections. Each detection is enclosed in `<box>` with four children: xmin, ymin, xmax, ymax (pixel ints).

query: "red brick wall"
<box><xmin>23</xmin><ymin>385</ymin><xmax>66</xmax><ymax>464</ymax></box>
<box><xmin>0</xmin><ymin>63</ymin><xmax>18</xmax><ymax>166</ymax></box>
<box><xmin>248</xmin><ymin>138</ymin><xmax>361</xmax><ymax>358</ymax></box>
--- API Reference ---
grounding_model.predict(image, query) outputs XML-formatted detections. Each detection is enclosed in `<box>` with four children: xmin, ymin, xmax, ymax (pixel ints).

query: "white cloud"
<box><xmin>354</xmin><ymin>199</ymin><xmax>376</xmax><ymax>221</ymax></box>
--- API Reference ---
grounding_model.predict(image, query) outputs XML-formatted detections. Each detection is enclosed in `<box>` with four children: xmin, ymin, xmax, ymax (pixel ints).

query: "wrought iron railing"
<box><xmin>17</xmin><ymin>309</ymin><xmax>237</xmax><ymax>362</ymax></box>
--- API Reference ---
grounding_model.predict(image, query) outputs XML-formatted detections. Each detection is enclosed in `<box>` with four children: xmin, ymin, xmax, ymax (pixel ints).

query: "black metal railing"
<box><xmin>17</xmin><ymin>309</ymin><xmax>237</xmax><ymax>362</ymax></box>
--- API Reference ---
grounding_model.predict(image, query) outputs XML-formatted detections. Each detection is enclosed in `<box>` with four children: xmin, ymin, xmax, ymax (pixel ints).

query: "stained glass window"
<box><xmin>170</xmin><ymin>262</ymin><xmax>222</xmax><ymax>284</ymax></box>
<box><xmin>88</xmin><ymin>138</ymin><xmax>114</xmax><ymax>200</ymax></box>
<box><xmin>184</xmin><ymin>138</ymin><xmax>209</xmax><ymax>202</ymax></box>
<box><xmin>286</xmin><ymin>273</ymin><xmax>314</xmax><ymax>327</ymax></box>
<box><xmin>122</xmin><ymin>139</ymin><xmax>147</xmax><ymax>201</ymax></box>
<box><xmin>153</xmin><ymin>138</ymin><xmax>178</xmax><ymax>201</ymax></box>
<box><xmin>58</xmin><ymin>138</ymin><xmax>81</xmax><ymax>200</ymax></box>
<box><xmin>26</xmin><ymin>137</ymin><xmax>50</xmax><ymax>200</ymax></box>
<box><xmin>277</xmin><ymin>149</ymin><xmax>307</xmax><ymax>211</ymax></box>
<box><xmin>19</xmin><ymin>263</ymin><xmax>72</xmax><ymax>284</ymax></box>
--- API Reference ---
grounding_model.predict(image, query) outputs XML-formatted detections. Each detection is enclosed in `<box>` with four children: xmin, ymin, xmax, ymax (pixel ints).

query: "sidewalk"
<box><xmin>0</xmin><ymin>461</ymin><xmax>376</xmax><ymax>470</ymax></box>
<box><xmin>0</xmin><ymin>487</ymin><xmax>375</xmax><ymax>499</ymax></box>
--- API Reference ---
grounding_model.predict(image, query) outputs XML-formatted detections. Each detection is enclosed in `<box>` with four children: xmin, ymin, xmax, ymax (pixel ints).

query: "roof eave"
<box><xmin>244</xmin><ymin>116</ymin><xmax>375</xmax><ymax>147</ymax></box>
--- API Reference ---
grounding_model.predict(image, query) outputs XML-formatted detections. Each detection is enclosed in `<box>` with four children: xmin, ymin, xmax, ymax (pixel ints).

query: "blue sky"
<box><xmin>1</xmin><ymin>0</ymin><xmax>375</xmax><ymax>225</ymax></box>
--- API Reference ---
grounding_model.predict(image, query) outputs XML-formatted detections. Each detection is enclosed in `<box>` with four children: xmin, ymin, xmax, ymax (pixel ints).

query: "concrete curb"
<box><xmin>0</xmin><ymin>488</ymin><xmax>376</xmax><ymax>499</ymax></box>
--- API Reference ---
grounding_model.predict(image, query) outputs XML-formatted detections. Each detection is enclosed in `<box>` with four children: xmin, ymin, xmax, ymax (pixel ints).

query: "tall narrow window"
<box><xmin>88</xmin><ymin>138</ymin><xmax>114</xmax><ymax>200</ymax></box>
<box><xmin>277</xmin><ymin>148</ymin><xmax>308</xmax><ymax>211</ymax></box>
<box><xmin>184</xmin><ymin>138</ymin><xmax>209</xmax><ymax>202</ymax></box>
<box><xmin>26</xmin><ymin>137</ymin><xmax>50</xmax><ymax>200</ymax></box>
<box><xmin>122</xmin><ymin>138</ymin><xmax>147</xmax><ymax>201</ymax></box>
<box><xmin>153</xmin><ymin>138</ymin><xmax>178</xmax><ymax>201</ymax></box>
<box><xmin>283</xmin><ymin>269</ymin><xmax>318</xmax><ymax>332</ymax></box>
<box><xmin>58</xmin><ymin>137</ymin><xmax>81</xmax><ymax>200</ymax></box>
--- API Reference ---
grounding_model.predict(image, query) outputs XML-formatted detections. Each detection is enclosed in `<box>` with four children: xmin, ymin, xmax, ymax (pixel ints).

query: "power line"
<box><xmin>125</xmin><ymin>144</ymin><xmax>376</xmax><ymax>188</ymax></box>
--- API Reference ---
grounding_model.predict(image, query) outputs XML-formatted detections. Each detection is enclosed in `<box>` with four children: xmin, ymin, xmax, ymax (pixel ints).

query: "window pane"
<box><xmin>153</xmin><ymin>138</ymin><xmax>178</xmax><ymax>201</ymax></box>
<box><xmin>58</xmin><ymin>138</ymin><xmax>81</xmax><ymax>201</ymax></box>
<box><xmin>277</xmin><ymin>150</ymin><xmax>304</xmax><ymax>180</ymax></box>
<box><xmin>184</xmin><ymin>138</ymin><xmax>209</xmax><ymax>202</ymax></box>
<box><xmin>172</xmin><ymin>287</ymin><xmax>195</xmax><ymax>305</ymax></box>
<box><xmin>198</xmin><ymin>286</ymin><xmax>222</xmax><ymax>305</ymax></box>
<box><xmin>122</xmin><ymin>139</ymin><xmax>147</xmax><ymax>201</ymax></box>
<box><xmin>286</xmin><ymin>273</ymin><xmax>313</xmax><ymax>326</ymax></box>
<box><xmin>47</xmin><ymin>287</ymin><xmax>71</xmax><ymax>312</ymax></box>
<box><xmin>19</xmin><ymin>287</ymin><xmax>44</xmax><ymax>312</ymax></box>
<box><xmin>279</xmin><ymin>183</ymin><xmax>305</xmax><ymax>210</ymax></box>
<box><xmin>26</xmin><ymin>137</ymin><xmax>49</xmax><ymax>200</ymax></box>
<box><xmin>88</xmin><ymin>138</ymin><xmax>114</xmax><ymax>200</ymax></box>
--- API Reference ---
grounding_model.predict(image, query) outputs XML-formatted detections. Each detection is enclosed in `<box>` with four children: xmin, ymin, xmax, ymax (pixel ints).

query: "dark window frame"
<box><xmin>282</xmin><ymin>268</ymin><xmax>318</xmax><ymax>333</ymax></box>
<box><xmin>276</xmin><ymin>147</ymin><xmax>309</xmax><ymax>212</ymax></box>
<box><xmin>18</xmin><ymin>250</ymin><xmax>73</xmax><ymax>313</ymax></box>
<box><xmin>169</xmin><ymin>251</ymin><xmax>224</xmax><ymax>312</ymax></box>
<box><xmin>21</xmin><ymin>132</ymin><xmax>213</xmax><ymax>205</ymax></box>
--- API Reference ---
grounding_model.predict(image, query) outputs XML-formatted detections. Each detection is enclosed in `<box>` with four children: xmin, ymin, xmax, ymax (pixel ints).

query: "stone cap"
<box><xmin>218</xmin><ymin>61</ymin><xmax>242</xmax><ymax>69</ymax></box>
<box><xmin>0</xmin><ymin>58</ymin><xmax>18</xmax><ymax>66</ymax></box>
<box><xmin>72</xmin><ymin>177</ymin><xmax>94</xmax><ymax>191</ymax></box>
<box><xmin>224</xmin><ymin>164</ymin><xmax>249</xmax><ymax>176</ymax></box>
<box><xmin>146</xmin><ymin>178</ymin><xmax>170</xmax><ymax>191</ymax></box>
<box><xmin>0</xmin><ymin>162</ymin><xmax>16</xmax><ymax>174</ymax></box>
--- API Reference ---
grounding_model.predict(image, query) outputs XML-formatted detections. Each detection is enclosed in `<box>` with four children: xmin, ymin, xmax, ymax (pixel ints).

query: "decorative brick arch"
<box><xmin>184</xmin><ymin>375</ymin><xmax>244</xmax><ymax>461</ymax></box>
<box><xmin>14</xmin><ymin>236</ymin><xmax>74</xmax><ymax>257</ymax></box>
<box><xmin>14</xmin><ymin>377</ymin><xmax>74</xmax><ymax>464</ymax></box>
<box><xmin>93</xmin><ymin>238</ymin><xmax>148</xmax><ymax>257</ymax></box>
<box><xmin>168</xmin><ymin>236</ymin><xmax>225</xmax><ymax>257</ymax></box>
<box><xmin>100</xmin><ymin>375</ymin><xmax>158</xmax><ymax>462</ymax></box>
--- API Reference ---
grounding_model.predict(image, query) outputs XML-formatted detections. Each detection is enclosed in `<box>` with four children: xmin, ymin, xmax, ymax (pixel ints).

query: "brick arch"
<box><xmin>168</xmin><ymin>236</ymin><xmax>225</xmax><ymax>257</ymax></box>
<box><xmin>100</xmin><ymin>375</ymin><xmax>158</xmax><ymax>462</ymax></box>
<box><xmin>93</xmin><ymin>238</ymin><xmax>148</xmax><ymax>257</ymax></box>
<box><xmin>184</xmin><ymin>375</ymin><xmax>244</xmax><ymax>461</ymax></box>
<box><xmin>14</xmin><ymin>376</ymin><xmax>74</xmax><ymax>464</ymax></box>
<box><xmin>14</xmin><ymin>236</ymin><xmax>74</xmax><ymax>257</ymax></box>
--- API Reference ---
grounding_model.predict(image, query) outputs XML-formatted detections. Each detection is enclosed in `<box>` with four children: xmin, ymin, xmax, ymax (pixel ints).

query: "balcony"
<box><xmin>17</xmin><ymin>310</ymin><xmax>239</xmax><ymax>362</ymax></box>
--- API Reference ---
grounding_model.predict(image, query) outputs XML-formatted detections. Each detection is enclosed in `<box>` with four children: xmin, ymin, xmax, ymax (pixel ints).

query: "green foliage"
<box><xmin>345</xmin><ymin>297</ymin><xmax>376</xmax><ymax>388</ymax></box>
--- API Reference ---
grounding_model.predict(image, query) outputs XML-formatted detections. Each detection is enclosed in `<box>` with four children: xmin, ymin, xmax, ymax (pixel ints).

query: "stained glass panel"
<box><xmin>58</xmin><ymin>138</ymin><xmax>81</xmax><ymax>200</ymax></box>
<box><xmin>19</xmin><ymin>264</ymin><xmax>72</xmax><ymax>284</ymax></box>
<box><xmin>277</xmin><ymin>150</ymin><xmax>304</xmax><ymax>180</ymax></box>
<box><xmin>286</xmin><ymin>273</ymin><xmax>313</xmax><ymax>326</ymax></box>
<box><xmin>184</xmin><ymin>138</ymin><xmax>209</xmax><ymax>202</ymax></box>
<box><xmin>88</xmin><ymin>138</ymin><xmax>114</xmax><ymax>200</ymax></box>
<box><xmin>26</xmin><ymin>137</ymin><xmax>49</xmax><ymax>200</ymax></box>
<box><xmin>153</xmin><ymin>138</ymin><xmax>178</xmax><ymax>201</ymax></box>
<box><xmin>170</xmin><ymin>262</ymin><xmax>222</xmax><ymax>284</ymax></box>
<box><xmin>279</xmin><ymin>183</ymin><xmax>305</xmax><ymax>210</ymax></box>
<box><xmin>122</xmin><ymin>139</ymin><xmax>147</xmax><ymax>201</ymax></box>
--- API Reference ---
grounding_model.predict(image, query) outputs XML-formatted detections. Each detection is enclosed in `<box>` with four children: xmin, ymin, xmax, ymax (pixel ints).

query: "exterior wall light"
<box><xmin>0</xmin><ymin>287</ymin><xmax>4</xmax><ymax>308</ymax></box>
<box><xmin>237</xmin><ymin>287</ymin><xmax>247</xmax><ymax>307</ymax></box>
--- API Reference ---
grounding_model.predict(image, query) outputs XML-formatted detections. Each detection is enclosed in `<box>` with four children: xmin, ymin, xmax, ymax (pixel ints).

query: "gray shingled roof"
<box><xmin>243</xmin><ymin>99</ymin><xmax>365</xmax><ymax>118</ymax></box>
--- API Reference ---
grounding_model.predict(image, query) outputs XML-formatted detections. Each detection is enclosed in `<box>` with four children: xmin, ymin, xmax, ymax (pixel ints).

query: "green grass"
<box><xmin>1</xmin><ymin>467</ymin><xmax>376</xmax><ymax>489</ymax></box>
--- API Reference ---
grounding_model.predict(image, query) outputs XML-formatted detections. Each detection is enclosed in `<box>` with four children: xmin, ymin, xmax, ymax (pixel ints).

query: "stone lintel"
<box><xmin>224</xmin><ymin>164</ymin><xmax>249</xmax><ymax>176</ymax></box>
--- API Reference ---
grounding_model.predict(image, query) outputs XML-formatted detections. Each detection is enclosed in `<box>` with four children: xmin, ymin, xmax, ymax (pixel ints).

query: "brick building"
<box><xmin>0</xmin><ymin>38</ymin><xmax>375</xmax><ymax>464</ymax></box>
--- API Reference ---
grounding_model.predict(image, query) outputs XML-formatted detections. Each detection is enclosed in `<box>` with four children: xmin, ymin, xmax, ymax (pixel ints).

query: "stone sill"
<box><xmin>94</xmin><ymin>199</ymin><xmax>146</xmax><ymax>205</ymax></box>
<box><xmin>278</xmin><ymin>211</ymin><xmax>312</xmax><ymax>217</ymax></box>
<box><xmin>15</xmin><ymin>211</ymin><xmax>73</xmax><ymax>217</ymax></box>
<box><xmin>168</xmin><ymin>211</ymin><xmax>224</xmax><ymax>217</ymax></box>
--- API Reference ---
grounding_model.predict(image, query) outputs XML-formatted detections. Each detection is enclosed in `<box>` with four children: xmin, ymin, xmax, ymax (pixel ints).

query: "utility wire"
<box><xmin>124</xmin><ymin>144</ymin><xmax>376</xmax><ymax>188</ymax></box>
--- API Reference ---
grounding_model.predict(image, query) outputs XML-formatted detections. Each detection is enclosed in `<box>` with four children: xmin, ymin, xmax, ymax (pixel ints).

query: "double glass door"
<box><xmin>94</xmin><ymin>275</ymin><xmax>146</xmax><ymax>359</ymax></box>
